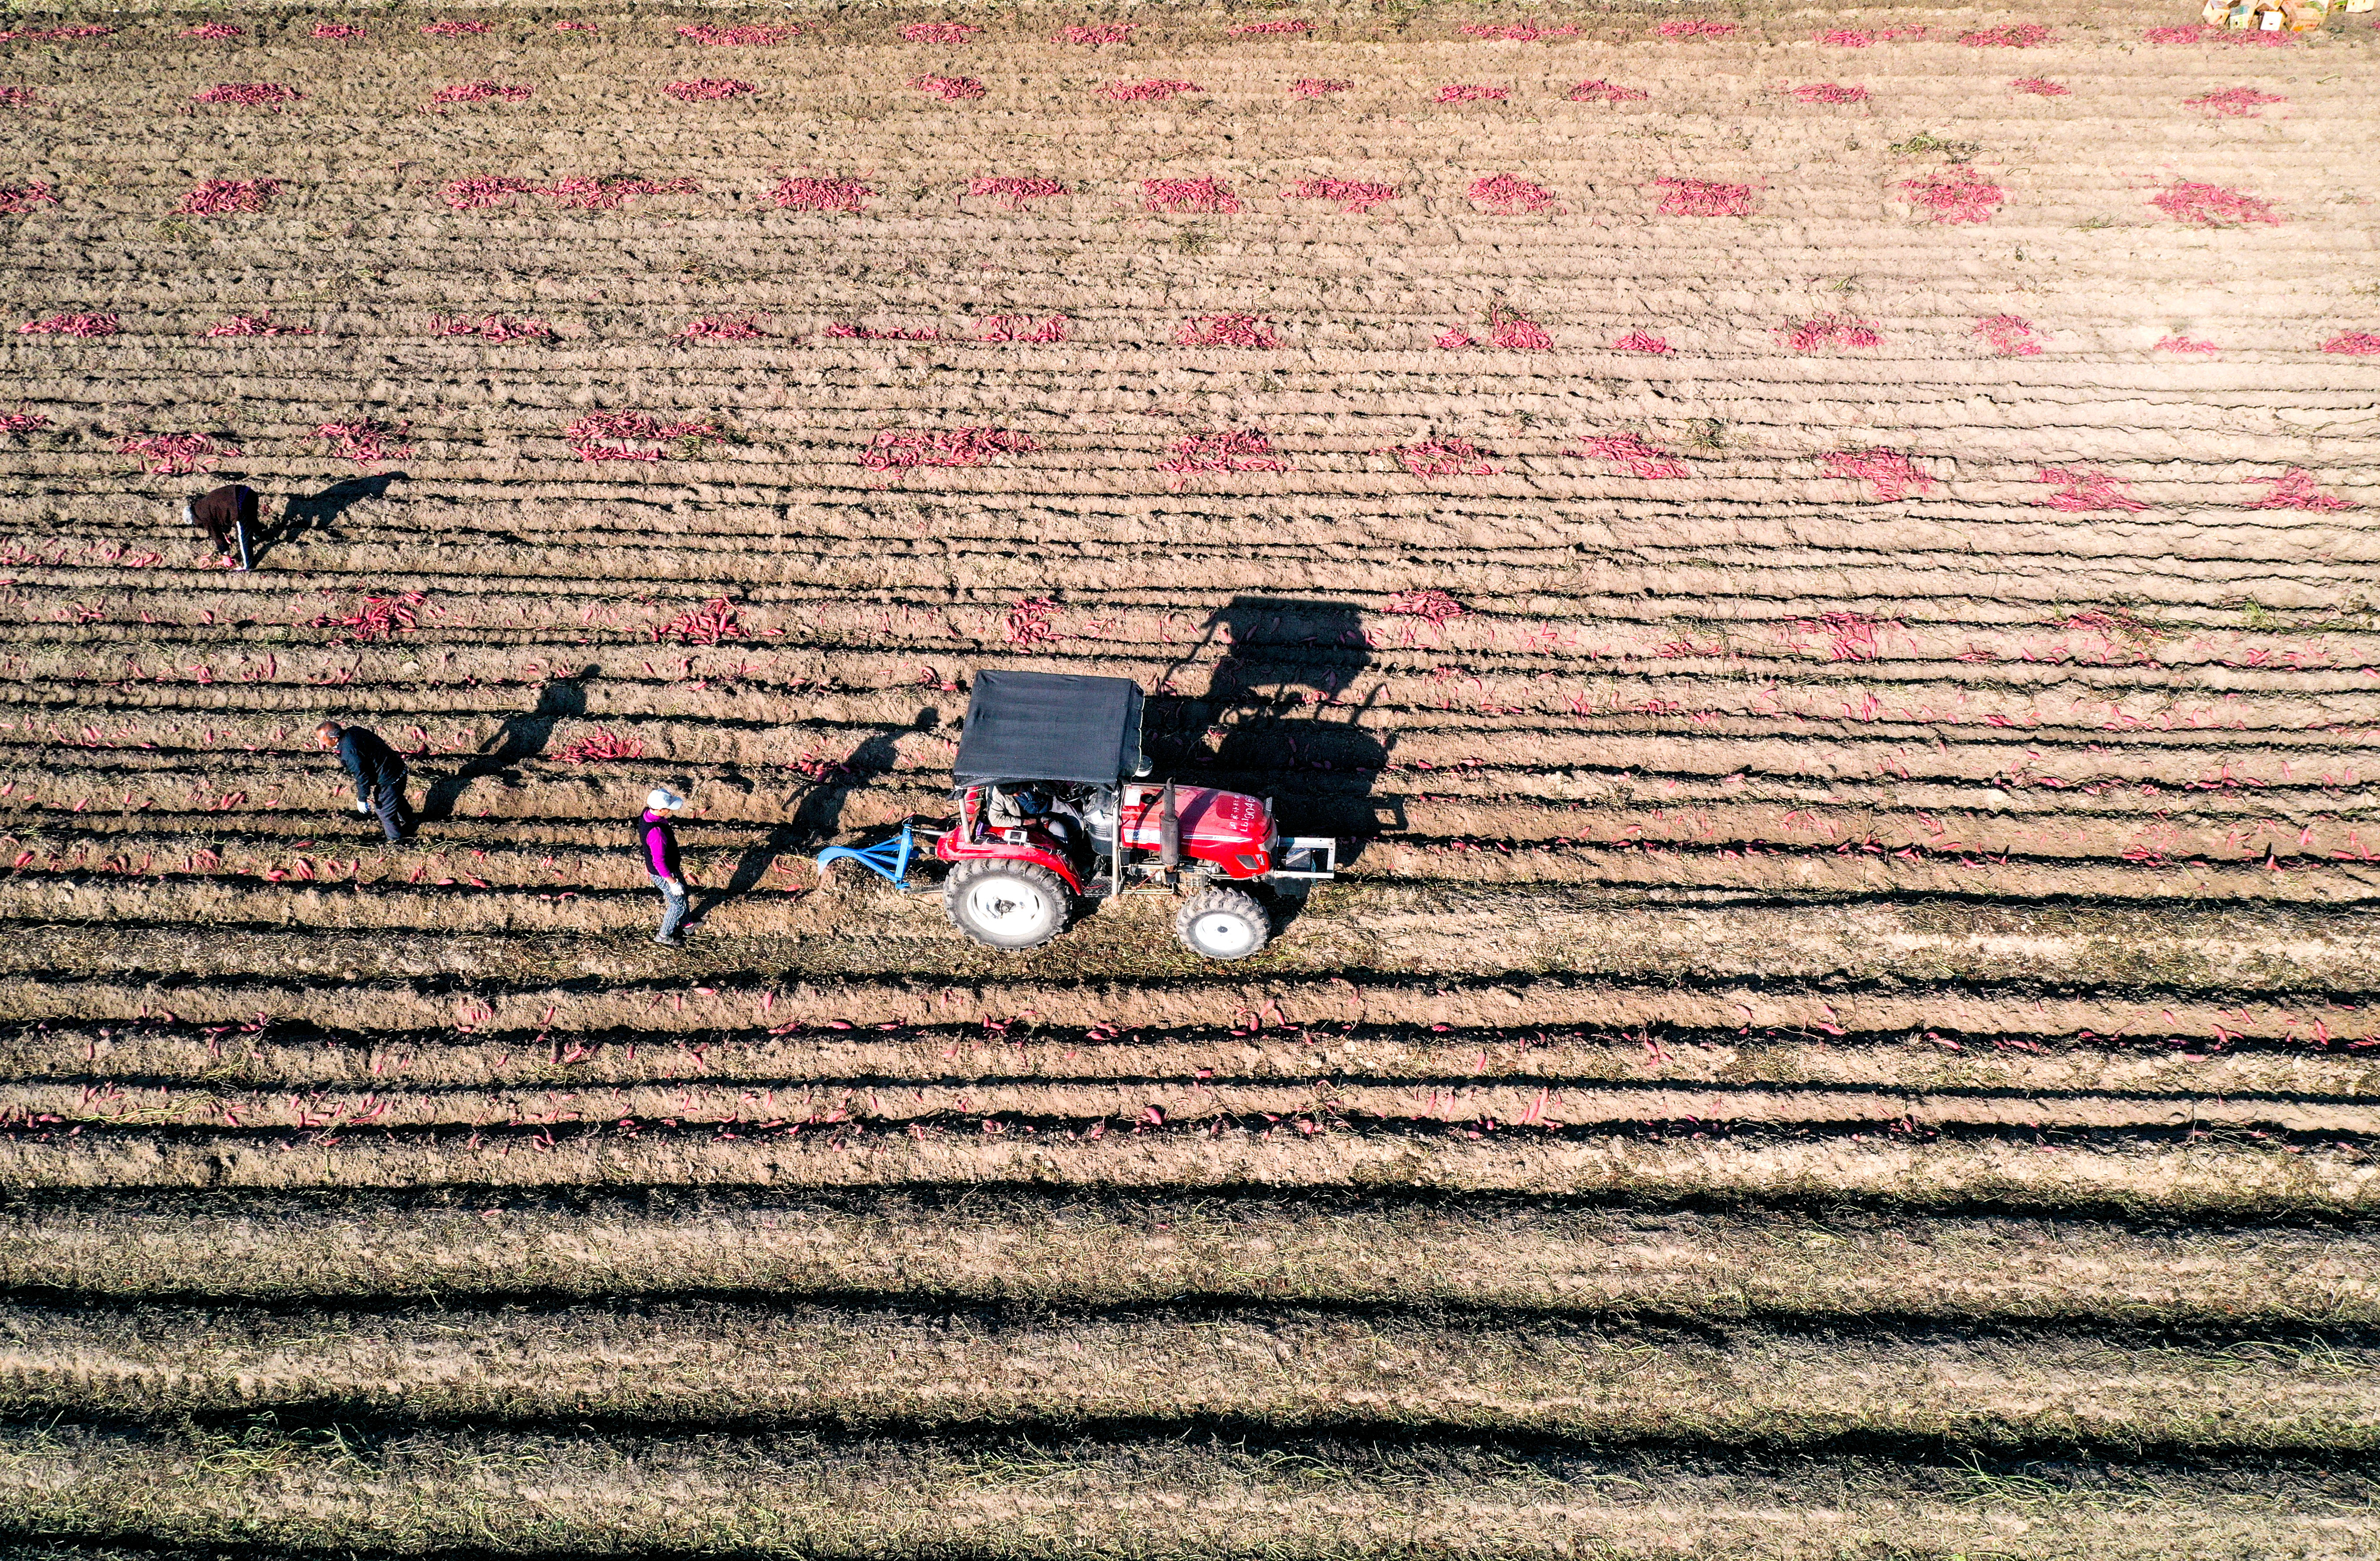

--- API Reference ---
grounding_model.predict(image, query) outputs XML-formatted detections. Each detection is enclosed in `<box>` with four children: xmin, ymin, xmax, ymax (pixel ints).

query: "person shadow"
<box><xmin>420</xmin><ymin>668</ymin><xmax>593</xmax><ymax>821</ymax></box>
<box><xmin>1151</xmin><ymin>596</ymin><xmax>1402</xmax><ymax>874</ymax></box>
<box><xmin>259</xmin><ymin>472</ymin><xmax>405</xmax><ymax>564</ymax></box>
<box><xmin>687</xmin><ymin>713</ymin><xmax>936</xmax><ymax>928</ymax></box>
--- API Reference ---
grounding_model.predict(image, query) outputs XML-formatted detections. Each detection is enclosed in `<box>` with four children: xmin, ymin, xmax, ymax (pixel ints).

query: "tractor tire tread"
<box><xmin>943</xmin><ymin>858</ymin><xmax>1071</xmax><ymax>951</ymax></box>
<box><xmin>1175</xmin><ymin>885</ymin><xmax>1271</xmax><ymax>961</ymax></box>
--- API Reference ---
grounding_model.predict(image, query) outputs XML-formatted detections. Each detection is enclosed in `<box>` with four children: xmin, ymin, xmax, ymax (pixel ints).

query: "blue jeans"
<box><xmin>651</xmin><ymin>873</ymin><xmax>687</xmax><ymax>939</ymax></box>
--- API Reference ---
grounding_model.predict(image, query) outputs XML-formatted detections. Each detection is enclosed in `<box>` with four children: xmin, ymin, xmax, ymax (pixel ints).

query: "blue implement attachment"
<box><xmin>816</xmin><ymin>821</ymin><xmax>918</xmax><ymax>891</ymax></box>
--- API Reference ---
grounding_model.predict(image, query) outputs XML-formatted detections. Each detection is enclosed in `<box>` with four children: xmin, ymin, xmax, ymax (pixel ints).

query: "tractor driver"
<box><xmin>1009</xmin><ymin>784</ymin><xmax>1093</xmax><ymax>866</ymax></box>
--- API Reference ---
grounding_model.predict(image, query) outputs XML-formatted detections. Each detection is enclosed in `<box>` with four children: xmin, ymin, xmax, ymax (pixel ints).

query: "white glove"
<box><xmin>353</xmin><ymin>798</ymin><xmax>368</xmax><ymax>814</ymax></box>
<box><xmin>662</xmin><ymin>877</ymin><xmax>685</xmax><ymax>893</ymax></box>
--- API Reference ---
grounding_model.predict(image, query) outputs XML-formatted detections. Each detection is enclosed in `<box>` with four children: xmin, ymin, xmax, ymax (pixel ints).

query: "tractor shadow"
<box><xmin>261</xmin><ymin>471</ymin><xmax>406</xmax><ymax>564</ymax></box>
<box><xmin>420</xmin><ymin>668</ymin><xmax>594</xmax><ymax>822</ymax></box>
<box><xmin>688</xmin><ymin>713</ymin><xmax>936</xmax><ymax>929</ymax></box>
<box><xmin>1152</xmin><ymin>596</ymin><xmax>1403</xmax><ymax>933</ymax></box>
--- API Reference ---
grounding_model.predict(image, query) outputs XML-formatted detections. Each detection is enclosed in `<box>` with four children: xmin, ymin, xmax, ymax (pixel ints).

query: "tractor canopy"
<box><xmin>951</xmin><ymin>670</ymin><xmax>1147</xmax><ymax>787</ymax></box>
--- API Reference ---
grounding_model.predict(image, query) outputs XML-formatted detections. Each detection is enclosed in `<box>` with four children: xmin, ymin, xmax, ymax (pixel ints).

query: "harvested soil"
<box><xmin>3</xmin><ymin>2</ymin><xmax>2379</xmax><ymax>1555</ymax></box>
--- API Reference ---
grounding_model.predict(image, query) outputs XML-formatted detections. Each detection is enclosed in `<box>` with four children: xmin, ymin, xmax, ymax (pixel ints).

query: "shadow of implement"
<box><xmin>421</xmin><ymin>668</ymin><xmax>595</xmax><ymax>822</ymax></box>
<box><xmin>687</xmin><ymin>712</ymin><xmax>937</xmax><ymax>929</ymax></box>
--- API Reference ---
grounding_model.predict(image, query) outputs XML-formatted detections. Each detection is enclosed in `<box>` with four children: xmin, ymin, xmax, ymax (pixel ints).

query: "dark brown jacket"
<box><xmin>189</xmin><ymin>484</ymin><xmax>257</xmax><ymax>553</ymax></box>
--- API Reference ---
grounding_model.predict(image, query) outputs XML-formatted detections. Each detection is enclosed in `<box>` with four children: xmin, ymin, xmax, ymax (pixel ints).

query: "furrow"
<box><xmin>9</xmin><ymin>1018</ymin><xmax>2378</xmax><ymax>1102</ymax></box>
<box><xmin>3</xmin><ymin>1423</ymin><xmax>2366</xmax><ymax>1561</ymax></box>
<box><xmin>7</xmin><ymin>1193</ymin><xmax>2374</xmax><ymax>1324</ymax></box>
<box><xmin>9</xmin><ymin>1076</ymin><xmax>2371</xmax><ymax>1136</ymax></box>
<box><xmin>2</xmin><ymin>1122</ymin><xmax>2370</xmax><ymax>1215</ymax></box>
<box><xmin>3</xmin><ymin>1301</ymin><xmax>2375</xmax><ymax>1451</ymax></box>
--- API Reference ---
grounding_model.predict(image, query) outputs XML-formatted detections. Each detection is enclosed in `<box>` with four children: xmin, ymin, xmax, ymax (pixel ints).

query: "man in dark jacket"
<box><xmin>317</xmin><ymin>720</ymin><xmax>411</xmax><ymax>841</ymax></box>
<box><xmin>185</xmin><ymin>483</ymin><xmax>257</xmax><ymax>570</ymax></box>
<box><xmin>640</xmin><ymin>785</ymin><xmax>691</xmax><ymax>948</ymax></box>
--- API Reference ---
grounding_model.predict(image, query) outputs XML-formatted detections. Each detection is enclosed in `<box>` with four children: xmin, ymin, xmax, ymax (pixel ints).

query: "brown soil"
<box><xmin>4</xmin><ymin>1424</ymin><xmax>2374</xmax><ymax>1560</ymax></box>
<box><xmin>5</xmin><ymin>1123</ymin><xmax>2373</xmax><ymax>1219</ymax></box>
<box><xmin>4</xmin><ymin>1</ymin><xmax>2379</xmax><ymax>1555</ymax></box>
<box><xmin>7</xmin><ymin>1300</ymin><xmax>2378</xmax><ymax>1448</ymax></box>
<box><xmin>5</xmin><ymin>1196</ymin><xmax>2376</xmax><ymax>1324</ymax></box>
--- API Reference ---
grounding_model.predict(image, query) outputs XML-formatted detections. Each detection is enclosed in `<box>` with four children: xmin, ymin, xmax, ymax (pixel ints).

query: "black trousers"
<box><xmin>366</xmin><ymin>781</ymin><xmax>411</xmax><ymax>842</ymax></box>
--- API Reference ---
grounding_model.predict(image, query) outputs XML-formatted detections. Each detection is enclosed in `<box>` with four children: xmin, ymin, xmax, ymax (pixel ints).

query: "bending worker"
<box><xmin>317</xmin><ymin>719</ymin><xmax>413</xmax><ymax>842</ymax></box>
<box><xmin>185</xmin><ymin>482</ymin><xmax>258</xmax><ymax>570</ymax></box>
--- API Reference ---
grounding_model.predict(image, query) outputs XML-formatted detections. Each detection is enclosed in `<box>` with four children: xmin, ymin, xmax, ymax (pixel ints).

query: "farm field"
<box><xmin>2</xmin><ymin>0</ymin><xmax>2379</xmax><ymax>1554</ymax></box>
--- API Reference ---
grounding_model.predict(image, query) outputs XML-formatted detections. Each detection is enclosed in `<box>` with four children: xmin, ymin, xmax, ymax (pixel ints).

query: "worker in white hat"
<box><xmin>638</xmin><ymin>785</ymin><xmax>692</xmax><ymax>947</ymax></box>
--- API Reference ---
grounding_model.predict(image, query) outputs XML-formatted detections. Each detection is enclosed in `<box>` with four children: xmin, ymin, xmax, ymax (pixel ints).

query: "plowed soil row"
<box><xmin>10</xmin><ymin>727</ymin><xmax>2367</xmax><ymax>794</ymax></box>
<box><xmin>13</xmin><ymin>952</ymin><xmax>2380</xmax><ymax>1039</ymax></box>
<box><xmin>15</xmin><ymin>344</ymin><xmax>2365</xmax><ymax>391</ymax></box>
<box><xmin>7</xmin><ymin>1300</ymin><xmax>2374</xmax><ymax>1450</ymax></box>
<box><xmin>14</xmin><ymin>480</ymin><xmax>2372</xmax><ymax>548</ymax></box>
<box><xmin>12</xmin><ymin>1076</ymin><xmax>2373</xmax><ymax>1135</ymax></box>
<box><xmin>0</xmin><ymin>586</ymin><xmax>2364</xmax><ymax>686</ymax></box>
<box><xmin>18</xmin><ymin>851</ymin><xmax>2380</xmax><ymax>917</ymax></box>
<box><xmin>11</xmin><ymin>1017</ymin><xmax>2375</xmax><ymax>1098</ymax></box>
<box><xmin>7</xmin><ymin>633</ymin><xmax>2375</xmax><ymax>700</ymax></box>
<box><xmin>12</xmin><ymin>676</ymin><xmax>2373</xmax><ymax>758</ymax></box>
<box><xmin>5</xmin><ymin>1122</ymin><xmax>2369</xmax><ymax>1216</ymax></box>
<box><xmin>21</xmin><ymin>799</ymin><xmax>2380</xmax><ymax>876</ymax></box>
<box><xmin>10</xmin><ymin>531</ymin><xmax>2380</xmax><ymax>603</ymax></box>
<box><xmin>6</xmin><ymin>1424</ymin><xmax>2369</xmax><ymax>1561</ymax></box>
<box><xmin>14</xmin><ymin>893</ymin><xmax>2380</xmax><ymax>1013</ymax></box>
<box><xmin>10</xmin><ymin>444</ymin><xmax>2378</xmax><ymax>519</ymax></box>
<box><xmin>10</xmin><ymin>1194</ymin><xmax>2373</xmax><ymax>1323</ymax></box>
<box><xmin>12</xmin><ymin>631</ymin><xmax>2370</xmax><ymax>709</ymax></box>
<box><xmin>5</xmin><ymin>767</ymin><xmax>2363</xmax><ymax>844</ymax></box>
<box><xmin>8</xmin><ymin>740</ymin><xmax>2373</xmax><ymax>823</ymax></box>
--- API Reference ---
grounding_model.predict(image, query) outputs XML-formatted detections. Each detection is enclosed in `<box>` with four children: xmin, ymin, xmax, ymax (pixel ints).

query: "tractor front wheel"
<box><xmin>943</xmin><ymin>859</ymin><xmax>1071</xmax><ymax>951</ymax></box>
<box><xmin>1176</xmin><ymin>886</ymin><xmax>1270</xmax><ymax>961</ymax></box>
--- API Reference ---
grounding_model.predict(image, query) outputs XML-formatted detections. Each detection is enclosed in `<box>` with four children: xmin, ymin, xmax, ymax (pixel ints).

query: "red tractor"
<box><xmin>930</xmin><ymin>670</ymin><xmax>1335</xmax><ymax>958</ymax></box>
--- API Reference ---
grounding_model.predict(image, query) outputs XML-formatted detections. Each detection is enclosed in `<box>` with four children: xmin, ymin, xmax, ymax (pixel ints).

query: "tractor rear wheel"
<box><xmin>1176</xmin><ymin>886</ymin><xmax>1270</xmax><ymax>961</ymax></box>
<box><xmin>943</xmin><ymin>859</ymin><xmax>1071</xmax><ymax>951</ymax></box>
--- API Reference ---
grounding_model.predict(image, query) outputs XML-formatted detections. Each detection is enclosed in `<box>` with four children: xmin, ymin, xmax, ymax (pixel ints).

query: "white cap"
<box><xmin>646</xmin><ymin>787</ymin><xmax>685</xmax><ymax>812</ymax></box>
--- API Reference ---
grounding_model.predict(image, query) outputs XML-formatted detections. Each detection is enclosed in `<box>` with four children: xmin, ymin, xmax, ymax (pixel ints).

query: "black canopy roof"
<box><xmin>952</xmin><ymin>670</ymin><xmax>1144</xmax><ymax>786</ymax></box>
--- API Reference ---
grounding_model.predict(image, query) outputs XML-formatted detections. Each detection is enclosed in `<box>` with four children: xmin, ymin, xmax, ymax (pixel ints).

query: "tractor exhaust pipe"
<box><xmin>1159</xmin><ymin>781</ymin><xmax>1181</xmax><ymax>879</ymax></box>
